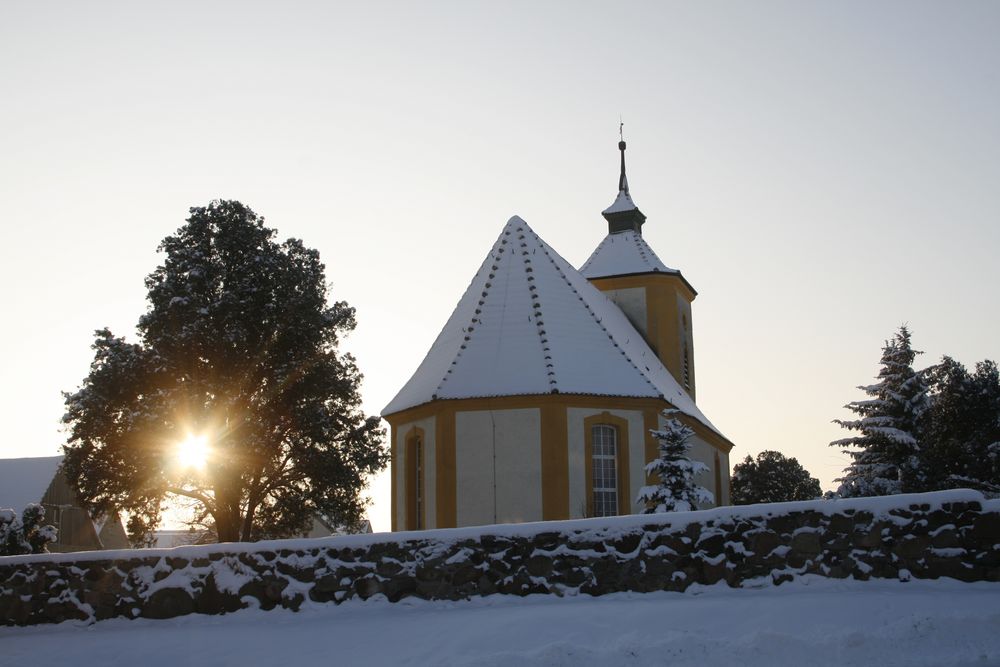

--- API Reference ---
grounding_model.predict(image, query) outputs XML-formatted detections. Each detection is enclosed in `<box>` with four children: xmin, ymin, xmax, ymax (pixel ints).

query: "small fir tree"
<box><xmin>831</xmin><ymin>326</ymin><xmax>929</xmax><ymax>497</ymax></box>
<box><xmin>0</xmin><ymin>504</ymin><xmax>57</xmax><ymax>556</ymax></box>
<box><xmin>731</xmin><ymin>450</ymin><xmax>822</xmax><ymax>505</ymax></box>
<box><xmin>637</xmin><ymin>411</ymin><xmax>714</xmax><ymax>513</ymax></box>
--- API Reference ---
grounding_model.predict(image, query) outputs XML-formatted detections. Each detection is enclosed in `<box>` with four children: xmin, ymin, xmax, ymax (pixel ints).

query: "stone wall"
<box><xmin>2</xmin><ymin>490</ymin><xmax>998</xmax><ymax>626</ymax></box>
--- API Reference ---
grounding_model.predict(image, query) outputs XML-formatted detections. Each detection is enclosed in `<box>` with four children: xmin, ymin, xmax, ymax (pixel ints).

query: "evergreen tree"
<box><xmin>730</xmin><ymin>450</ymin><xmax>821</xmax><ymax>505</ymax></box>
<box><xmin>0</xmin><ymin>504</ymin><xmax>57</xmax><ymax>556</ymax></box>
<box><xmin>831</xmin><ymin>326</ymin><xmax>929</xmax><ymax>496</ymax></box>
<box><xmin>637</xmin><ymin>411</ymin><xmax>714</xmax><ymax>513</ymax></box>
<box><xmin>62</xmin><ymin>201</ymin><xmax>387</xmax><ymax>544</ymax></box>
<box><xmin>921</xmin><ymin>357</ymin><xmax>1000</xmax><ymax>494</ymax></box>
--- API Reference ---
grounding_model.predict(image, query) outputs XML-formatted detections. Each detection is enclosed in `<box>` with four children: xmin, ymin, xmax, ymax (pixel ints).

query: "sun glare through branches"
<box><xmin>176</xmin><ymin>434</ymin><xmax>209</xmax><ymax>470</ymax></box>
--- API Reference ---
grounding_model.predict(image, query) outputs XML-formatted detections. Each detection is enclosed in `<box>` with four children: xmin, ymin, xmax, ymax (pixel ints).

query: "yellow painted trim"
<box><xmin>583</xmin><ymin>412</ymin><xmax>631</xmax><ymax>517</ymax></box>
<box><xmin>647</xmin><ymin>283</ymin><xmax>675</xmax><ymax>381</ymax></box>
<box><xmin>588</xmin><ymin>273</ymin><xmax>697</xmax><ymax>302</ymax></box>
<box><xmin>435</xmin><ymin>410</ymin><xmax>457</xmax><ymax>528</ymax></box>
<box><xmin>403</xmin><ymin>426</ymin><xmax>426</xmax><ymax>531</ymax></box>
<box><xmin>390</xmin><ymin>424</ymin><xmax>398</xmax><ymax>532</ymax></box>
<box><xmin>539</xmin><ymin>404</ymin><xmax>569</xmax><ymax>520</ymax></box>
<box><xmin>385</xmin><ymin>395</ymin><xmax>733</xmax><ymax>454</ymax></box>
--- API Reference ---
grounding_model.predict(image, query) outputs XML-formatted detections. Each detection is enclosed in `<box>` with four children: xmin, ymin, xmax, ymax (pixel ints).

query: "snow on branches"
<box><xmin>831</xmin><ymin>325</ymin><xmax>929</xmax><ymax>497</ymax></box>
<box><xmin>637</xmin><ymin>410</ymin><xmax>714</xmax><ymax>513</ymax></box>
<box><xmin>0</xmin><ymin>504</ymin><xmax>57</xmax><ymax>556</ymax></box>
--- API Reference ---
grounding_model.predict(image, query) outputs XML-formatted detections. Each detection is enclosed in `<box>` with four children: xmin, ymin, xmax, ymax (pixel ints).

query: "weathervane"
<box><xmin>617</xmin><ymin>118</ymin><xmax>628</xmax><ymax>194</ymax></box>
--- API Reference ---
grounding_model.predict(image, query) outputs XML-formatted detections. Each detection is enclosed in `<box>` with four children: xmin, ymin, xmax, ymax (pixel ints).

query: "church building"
<box><xmin>382</xmin><ymin>140</ymin><xmax>734</xmax><ymax>530</ymax></box>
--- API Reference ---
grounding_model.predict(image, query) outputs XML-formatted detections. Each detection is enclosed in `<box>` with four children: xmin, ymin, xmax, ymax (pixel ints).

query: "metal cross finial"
<box><xmin>619</xmin><ymin>118</ymin><xmax>624</xmax><ymax>141</ymax></box>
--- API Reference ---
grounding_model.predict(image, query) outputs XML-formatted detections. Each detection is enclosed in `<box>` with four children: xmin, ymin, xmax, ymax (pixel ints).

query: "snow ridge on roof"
<box><xmin>579</xmin><ymin>230</ymin><xmax>677</xmax><ymax>279</ymax></box>
<box><xmin>382</xmin><ymin>217</ymin><xmax>720</xmax><ymax>437</ymax></box>
<box><xmin>0</xmin><ymin>456</ymin><xmax>62</xmax><ymax>512</ymax></box>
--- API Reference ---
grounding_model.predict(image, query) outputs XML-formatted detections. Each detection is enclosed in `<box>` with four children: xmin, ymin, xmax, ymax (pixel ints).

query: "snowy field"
<box><xmin>3</xmin><ymin>577</ymin><xmax>999</xmax><ymax>666</ymax></box>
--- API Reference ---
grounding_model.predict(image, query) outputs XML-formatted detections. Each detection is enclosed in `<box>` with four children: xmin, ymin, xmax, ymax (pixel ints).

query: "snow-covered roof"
<box><xmin>0</xmin><ymin>455</ymin><xmax>62</xmax><ymax>512</ymax></box>
<box><xmin>382</xmin><ymin>216</ymin><xmax>721</xmax><ymax>437</ymax></box>
<box><xmin>579</xmin><ymin>230</ymin><xmax>678</xmax><ymax>279</ymax></box>
<box><xmin>602</xmin><ymin>188</ymin><xmax>639</xmax><ymax>215</ymax></box>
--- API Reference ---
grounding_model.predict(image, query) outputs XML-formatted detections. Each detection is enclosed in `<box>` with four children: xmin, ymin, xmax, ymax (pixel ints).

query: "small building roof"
<box><xmin>579</xmin><ymin>230</ymin><xmax>678</xmax><ymax>279</ymax></box>
<box><xmin>0</xmin><ymin>455</ymin><xmax>62</xmax><ymax>513</ymax></box>
<box><xmin>382</xmin><ymin>216</ymin><xmax>721</xmax><ymax>437</ymax></box>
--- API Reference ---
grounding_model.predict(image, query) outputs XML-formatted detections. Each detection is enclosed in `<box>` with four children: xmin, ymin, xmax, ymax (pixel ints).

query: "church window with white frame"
<box><xmin>591</xmin><ymin>424</ymin><xmax>618</xmax><ymax>517</ymax></box>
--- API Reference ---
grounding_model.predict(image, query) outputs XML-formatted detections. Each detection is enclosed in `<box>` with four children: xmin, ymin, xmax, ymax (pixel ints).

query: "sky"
<box><xmin>1</xmin><ymin>1</ymin><xmax>998</xmax><ymax>533</ymax></box>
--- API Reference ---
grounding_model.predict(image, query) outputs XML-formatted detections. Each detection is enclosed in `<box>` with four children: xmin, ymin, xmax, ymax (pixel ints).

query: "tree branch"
<box><xmin>166</xmin><ymin>486</ymin><xmax>214</xmax><ymax>508</ymax></box>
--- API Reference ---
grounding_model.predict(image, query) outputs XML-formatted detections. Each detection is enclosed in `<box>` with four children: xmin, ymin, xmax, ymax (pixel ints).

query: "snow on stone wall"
<box><xmin>2</xmin><ymin>490</ymin><xmax>998</xmax><ymax>626</ymax></box>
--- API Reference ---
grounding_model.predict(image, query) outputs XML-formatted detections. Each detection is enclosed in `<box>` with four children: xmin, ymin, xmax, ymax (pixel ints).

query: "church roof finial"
<box><xmin>618</xmin><ymin>120</ymin><xmax>629</xmax><ymax>195</ymax></box>
<box><xmin>602</xmin><ymin>125</ymin><xmax>646</xmax><ymax>234</ymax></box>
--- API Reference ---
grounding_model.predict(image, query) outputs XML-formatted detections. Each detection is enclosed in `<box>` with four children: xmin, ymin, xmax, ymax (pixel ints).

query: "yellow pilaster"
<box><xmin>435</xmin><ymin>409</ymin><xmax>457</xmax><ymax>528</ymax></box>
<box><xmin>540</xmin><ymin>404</ymin><xmax>569</xmax><ymax>520</ymax></box>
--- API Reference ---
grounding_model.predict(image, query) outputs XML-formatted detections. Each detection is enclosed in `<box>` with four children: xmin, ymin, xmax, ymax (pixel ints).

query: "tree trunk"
<box><xmin>215</xmin><ymin>514</ymin><xmax>242</xmax><ymax>543</ymax></box>
<box><xmin>239</xmin><ymin>504</ymin><xmax>257</xmax><ymax>542</ymax></box>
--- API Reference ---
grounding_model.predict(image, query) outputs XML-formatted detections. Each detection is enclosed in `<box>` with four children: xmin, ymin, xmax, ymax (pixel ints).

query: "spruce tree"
<box><xmin>637</xmin><ymin>411</ymin><xmax>714</xmax><ymax>513</ymax></box>
<box><xmin>921</xmin><ymin>357</ymin><xmax>1000</xmax><ymax>494</ymax></box>
<box><xmin>831</xmin><ymin>326</ymin><xmax>929</xmax><ymax>497</ymax></box>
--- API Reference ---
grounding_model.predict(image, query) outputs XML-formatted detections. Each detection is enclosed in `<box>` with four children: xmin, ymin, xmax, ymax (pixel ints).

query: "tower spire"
<box><xmin>602</xmin><ymin>127</ymin><xmax>646</xmax><ymax>235</ymax></box>
<box><xmin>618</xmin><ymin>123</ymin><xmax>629</xmax><ymax>195</ymax></box>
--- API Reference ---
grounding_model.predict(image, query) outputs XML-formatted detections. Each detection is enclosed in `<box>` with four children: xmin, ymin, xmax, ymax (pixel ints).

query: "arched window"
<box><xmin>591</xmin><ymin>424</ymin><xmax>618</xmax><ymax>517</ymax></box>
<box><xmin>584</xmin><ymin>413</ymin><xmax>630</xmax><ymax>518</ymax></box>
<box><xmin>405</xmin><ymin>428</ymin><xmax>425</xmax><ymax>530</ymax></box>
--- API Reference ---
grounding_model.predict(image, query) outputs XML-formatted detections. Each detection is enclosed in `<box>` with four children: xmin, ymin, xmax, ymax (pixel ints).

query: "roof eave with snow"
<box><xmin>584</xmin><ymin>268</ymin><xmax>698</xmax><ymax>297</ymax></box>
<box><xmin>578</xmin><ymin>230</ymin><xmax>684</xmax><ymax>282</ymax></box>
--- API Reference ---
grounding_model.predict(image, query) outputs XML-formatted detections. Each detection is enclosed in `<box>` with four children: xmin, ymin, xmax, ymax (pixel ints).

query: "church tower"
<box><xmin>580</xmin><ymin>138</ymin><xmax>698</xmax><ymax>400</ymax></box>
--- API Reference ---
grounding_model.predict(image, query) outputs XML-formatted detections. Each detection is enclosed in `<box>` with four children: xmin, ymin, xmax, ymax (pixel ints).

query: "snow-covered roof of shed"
<box><xmin>382</xmin><ymin>217</ymin><xmax>721</xmax><ymax>436</ymax></box>
<box><xmin>0</xmin><ymin>456</ymin><xmax>62</xmax><ymax>512</ymax></box>
<box><xmin>579</xmin><ymin>230</ymin><xmax>677</xmax><ymax>279</ymax></box>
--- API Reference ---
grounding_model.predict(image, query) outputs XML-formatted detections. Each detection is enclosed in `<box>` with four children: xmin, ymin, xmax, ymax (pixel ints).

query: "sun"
<box><xmin>176</xmin><ymin>434</ymin><xmax>209</xmax><ymax>470</ymax></box>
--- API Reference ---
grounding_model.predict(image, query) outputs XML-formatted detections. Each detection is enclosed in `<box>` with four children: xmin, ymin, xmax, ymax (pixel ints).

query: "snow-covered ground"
<box><xmin>3</xmin><ymin>577</ymin><xmax>999</xmax><ymax>666</ymax></box>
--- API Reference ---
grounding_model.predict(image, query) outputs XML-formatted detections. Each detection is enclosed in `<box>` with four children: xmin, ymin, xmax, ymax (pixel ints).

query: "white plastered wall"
<box><xmin>717</xmin><ymin>450</ymin><xmax>731</xmax><ymax>505</ymax></box>
<box><xmin>455</xmin><ymin>408</ymin><xmax>542</xmax><ymax>527</ymax></box>
<box><xmin>567</xmin><ymin>407</ymin><xmax>646</xmax><ymax>518</ymax></box>
<box><xmin>394</xmin><ymin>416</ymin><xmax>436</xmax><ymax>529</ymax></box>
<box><xmin>686</xmin><ymin>436</ymin><xmax>720</xmax><ymax>509</ymax></box>
<box><xmin>602</xmin><ymin>287</ymin><xmax>647</xmax><ymax>338</ymax></box>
